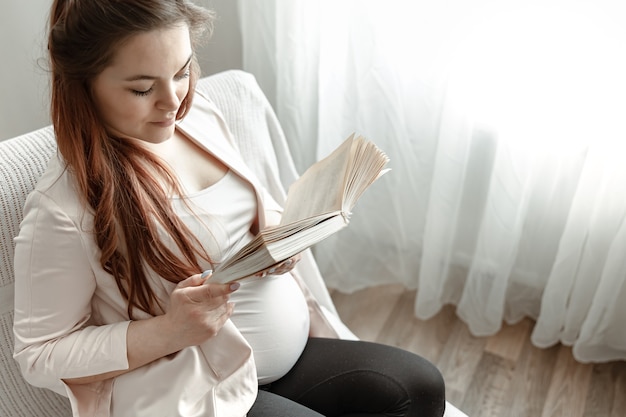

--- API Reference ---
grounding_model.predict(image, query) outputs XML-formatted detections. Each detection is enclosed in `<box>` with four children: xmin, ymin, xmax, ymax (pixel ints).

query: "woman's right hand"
<box><xmin>164</xmin><ymin>272</ymin><xmax>240</xmax><ymax>349</ymax></box>
<box><xmin>63</xmin><ymin>272</ymin><xmax>240</xmax><ymax>385</ymax></box>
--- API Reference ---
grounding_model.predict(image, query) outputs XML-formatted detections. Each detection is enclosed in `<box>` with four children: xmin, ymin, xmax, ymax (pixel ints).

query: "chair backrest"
<box><xmin>0</xmin><ymin>127</ymin><xmax>72</xmax><ymax>416</ymax></box>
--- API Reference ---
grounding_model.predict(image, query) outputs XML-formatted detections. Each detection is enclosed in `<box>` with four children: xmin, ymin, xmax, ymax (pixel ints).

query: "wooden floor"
<box><xmin>329</xmin><ymin>284</ymin><xmax>626</xmax><ymax>417</ymax></box>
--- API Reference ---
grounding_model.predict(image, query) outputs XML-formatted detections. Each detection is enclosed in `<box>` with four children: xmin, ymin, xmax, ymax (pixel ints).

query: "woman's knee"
<box><xmin>271</xmin><ymin>338</ymin><xmax>446</xmax><ymax>416</ymax></box>
<box><xmin>395</xmin><ymin>348</ymin><xmax>446</xmax><ymax>417</ymax></box>
<box><xmin>331</xmin><ymin>339</ymin><xmax>446</xmax><ymax>416</ymax></box>
<box><xmin>408</xmin><ymin>359</ymin><xmax>446</xmax><ymax>416</ymax></box>
<box><xmin>355</xmin><ymin>340</ymin><xmax>446</xmax><ymax>416</ymax></box>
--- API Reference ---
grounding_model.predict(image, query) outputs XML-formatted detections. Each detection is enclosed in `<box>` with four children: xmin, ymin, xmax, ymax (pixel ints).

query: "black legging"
<box><xmin>248</xmin><ymin>338</ymin><xmax>446</xmax><ymax>417</ymax></box>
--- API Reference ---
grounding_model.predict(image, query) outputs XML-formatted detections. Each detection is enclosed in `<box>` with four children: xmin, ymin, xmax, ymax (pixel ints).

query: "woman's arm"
<box><xmin>14</xmin><ymin>191</ymin><xmax>238</xmax><ymax>389</ymax></box>
<box><xmin>14</xmin><ymin>191</ymin><xmax>122</xmax><ymax>390</ymax></box>
<box><xmin>64</xmin><ymin>274</ymin><xmax>238</xmax><ymax>385</ymax></box>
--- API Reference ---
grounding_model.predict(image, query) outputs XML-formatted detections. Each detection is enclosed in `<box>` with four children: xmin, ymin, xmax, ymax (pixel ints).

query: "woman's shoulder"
<box><xmin>27</xmin><ymin>154</ymin><xmax>88</xmax><ymax>221</ymax></box>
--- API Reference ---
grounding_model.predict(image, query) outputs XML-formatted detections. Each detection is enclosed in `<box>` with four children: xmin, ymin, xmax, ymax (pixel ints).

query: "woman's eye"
<box><xmin>129</xmin><ymin>70</ymin><xmax>187</xmax><ymax>96</ymax></box>
<box><xmin>175</xmin><ymin>70</ymin><xmax>190</xmax><ymax>81</ymax></box>
<box><xmin>131</xmin><ymin>87</ymin><xmax>153</xmax><ymax>97</ymax></box>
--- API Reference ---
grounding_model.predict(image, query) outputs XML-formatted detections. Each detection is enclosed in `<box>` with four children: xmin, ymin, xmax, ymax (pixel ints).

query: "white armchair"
<box><xmin>0</xmin><ymin>70</ymin><xmax>466</xmax><ymax>417</ymax></box>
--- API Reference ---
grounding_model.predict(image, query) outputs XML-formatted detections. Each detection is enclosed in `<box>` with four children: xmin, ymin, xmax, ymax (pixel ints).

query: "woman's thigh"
<box><xmin>265</xmin><ymin>338</ymin><xmax>445</xmax><ymax>417</ymax></box>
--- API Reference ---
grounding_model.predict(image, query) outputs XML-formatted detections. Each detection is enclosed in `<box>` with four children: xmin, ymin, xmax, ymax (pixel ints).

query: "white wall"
<box><xmin>0</xmin><ymin>0</ymin><xmax>243</xmax><ymax>141</ymax></box>
<box><xmin>0</xmin><ymin>0</ymin><xmax>51</xmax><ymax>141</ymax></box>
<box><xmin>197</xmin><ymin>0</ymin><xmax>243</xmax><ymax>76</ymax></box>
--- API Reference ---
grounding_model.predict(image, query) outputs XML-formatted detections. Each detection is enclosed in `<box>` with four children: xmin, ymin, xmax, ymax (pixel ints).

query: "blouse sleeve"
<box><xmin>13</xmin><ymin>190</ymin><xmax>130</xmax><ymax>395</ymax></box>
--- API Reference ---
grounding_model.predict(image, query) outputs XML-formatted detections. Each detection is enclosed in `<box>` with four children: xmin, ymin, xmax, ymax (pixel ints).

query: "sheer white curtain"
<box><xmin>238</xmin><ymin>0</ymin><xmax>626</xmax><ymax>362</ymax></box>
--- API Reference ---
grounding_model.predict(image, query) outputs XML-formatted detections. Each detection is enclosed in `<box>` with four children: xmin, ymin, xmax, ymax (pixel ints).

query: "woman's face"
<box><xmin>91</xmin><ymin>24</ymin><xmax>193</xmax><ymax>144</ymax></box>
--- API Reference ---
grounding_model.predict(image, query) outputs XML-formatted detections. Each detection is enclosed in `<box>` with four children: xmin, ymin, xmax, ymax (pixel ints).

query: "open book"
<box><xmin>209</xmin><ymin>133</ymin><xmax>390</xmax><ymax>284</ymax></box>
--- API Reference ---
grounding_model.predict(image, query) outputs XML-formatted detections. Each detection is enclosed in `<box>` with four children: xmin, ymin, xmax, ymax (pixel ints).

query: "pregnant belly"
<box><xmin>228</xmin><ymin>273</ymin><xmax>310</xmax><ymax>384</ymax></box>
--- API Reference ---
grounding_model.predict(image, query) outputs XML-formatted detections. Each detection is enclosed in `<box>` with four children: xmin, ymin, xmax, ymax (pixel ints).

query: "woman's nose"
<box><xmin>157</xmin><ymin>82</ymin><xmax>181</xmax><ymax>111</ymax></box>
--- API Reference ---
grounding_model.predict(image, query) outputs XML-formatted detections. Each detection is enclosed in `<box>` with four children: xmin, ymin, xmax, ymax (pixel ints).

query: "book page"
<box><xmin>343</xmin><ymin>139</ymin><xmax>391</xmax><ymax>210</ymax></box>
<box><xmin>279</xmin><ymin>134</ymin><xmax>355</xmax><ymax>225</ymax></box>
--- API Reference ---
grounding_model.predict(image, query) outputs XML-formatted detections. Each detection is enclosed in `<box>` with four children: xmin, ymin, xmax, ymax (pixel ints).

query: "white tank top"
<box><xmin>172</xmin><ymin>171</ymin><xmax>309</xmax><ymax>384</ymax></box>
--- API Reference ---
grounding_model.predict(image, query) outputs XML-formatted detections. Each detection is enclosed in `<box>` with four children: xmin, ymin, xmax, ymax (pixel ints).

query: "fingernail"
<box><xmin>261</xmin><ymin>271</ymin><xmax>268</xmax><ymax>278</ymax></box>
<box><xmin>285</xmin><ymin>259</ymin><xmax>293</xmax><ymax>266</ymax></box>
<box><xmin>201</xmin><ymin>269</ymin><xmax>212</xmax><ymax>279</ymax></box>
<box><xmin>230</xmin><ymin>282</ymin><xmax>240</xmax><ymax>291</ymax></box>
<box><xmin>269</xmin><ymin>268</ymin><xmax>276</xmax><ymax>274</ymax></box>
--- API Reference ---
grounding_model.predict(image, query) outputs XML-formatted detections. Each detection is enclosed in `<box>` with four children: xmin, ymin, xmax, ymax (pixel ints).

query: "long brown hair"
<box><xmin>48</xmin><ymin>0</ymin><xmax>215</xmax><ymax>318</ymax></box>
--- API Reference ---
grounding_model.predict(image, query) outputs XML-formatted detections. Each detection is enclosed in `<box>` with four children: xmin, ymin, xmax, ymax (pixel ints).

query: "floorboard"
<box><xmin>329</xmin><ymin>285</ymin><xmax>626</xmax><ymax>417</ymax></box>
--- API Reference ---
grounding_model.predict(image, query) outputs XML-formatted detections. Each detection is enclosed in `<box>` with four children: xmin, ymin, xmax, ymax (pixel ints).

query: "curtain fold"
<box><xmin>238</xmin><ymin>0</ymin><xmax>626</xmax><ymax>362</ymax></box>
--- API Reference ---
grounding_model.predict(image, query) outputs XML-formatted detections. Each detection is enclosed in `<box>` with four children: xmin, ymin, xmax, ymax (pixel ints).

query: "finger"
<box><xmin>180</xmin><ymin>269</ymin><xmax>213</xmax><ymax>287</ymax></box>
<box><xmin>284</xmin><ymin>253</ymin><xmax>301</xmax><ymax>267</ymax></box>
<box><xmin>255</xmin><ymin>258</ymin><xmax>295</xmax><ymax>277</ymax></box>
<box><xmin>276</xmin><ymin>255</ymin><xmax>300</xmax><ymax>272</ymax></box>
<box><xmin>290</xmin><ymin>253</ymin><xmax>302</xmax><ymax>265</ymax></box>
<box><xmin>177</xmin><ymin>273</ymin><xmax>205</xmax><ymax>289</ymax></box>
<box><xmin>255</xmin><ymin>268</ymin><xmax>270</xmax><ymax>278</ymax></box>
<box><xmin>187</xmin><ymin>281</ymin><xmax>240</xmax><ymax>302</ymax></box>
<box><xmin>256</xmin><ymin>252</ymin><xmax>302</xmax><ymax>278</ymax></box>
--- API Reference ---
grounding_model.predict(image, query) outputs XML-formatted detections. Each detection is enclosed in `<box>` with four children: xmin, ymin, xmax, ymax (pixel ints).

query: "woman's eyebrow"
<box><xmin>124</xmin><ymin>54</ymin><xmax>193</xmax><ymax>81</ymax></box>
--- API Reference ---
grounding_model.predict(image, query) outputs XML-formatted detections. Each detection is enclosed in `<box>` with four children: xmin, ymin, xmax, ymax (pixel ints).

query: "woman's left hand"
<box><xmin>256</xmin><ymin>253</ymin><xmax>302</xmax><ymax>277</ymax></box>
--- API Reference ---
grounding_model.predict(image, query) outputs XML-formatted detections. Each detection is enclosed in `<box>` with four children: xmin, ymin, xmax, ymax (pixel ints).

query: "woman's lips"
<box><xmin>151</xmin><ymin>118</ymin><xmax>175</xmax><ymax>128</ymax></box>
